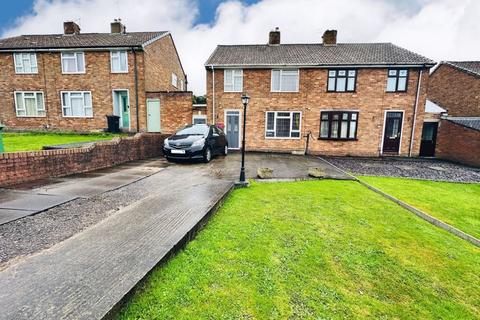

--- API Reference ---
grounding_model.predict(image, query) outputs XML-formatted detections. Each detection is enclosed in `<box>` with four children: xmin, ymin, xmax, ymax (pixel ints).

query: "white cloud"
<box><xmin>2</xmin><ymin>0</ymin><xmax>479</xmax><ymax>95</ymax></box>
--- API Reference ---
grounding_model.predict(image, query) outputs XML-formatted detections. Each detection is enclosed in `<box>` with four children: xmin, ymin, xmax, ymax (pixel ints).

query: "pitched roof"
<box><xmin>444</xmin><ymin>61</ymin><xmax>480</xmax><ymax>78</ymax></box>
<box><xmin>0</xmin><ymin>32</ymin><xmax>169</xmax><ymax>50</ymax></box>
<box><xmin>446</xmin><ymin>117</ymin><xmax>480</xmax><ymax>132</ymax></box>
<box><xmin>205</xmin><ymin>43</ymin><xmax>435</xmax><ymax>67</ymax></box>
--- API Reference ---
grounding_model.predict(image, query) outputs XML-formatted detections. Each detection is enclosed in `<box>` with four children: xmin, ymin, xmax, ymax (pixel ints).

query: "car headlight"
<box><xmin>192</xmin><ymin>138</ymin><xmax>205</xmax><ymax>147</ymax></box>
<box><xmin>164</xmin><ymin>138</ymin><xmax>170</xmax><ymax>147</ymax></box>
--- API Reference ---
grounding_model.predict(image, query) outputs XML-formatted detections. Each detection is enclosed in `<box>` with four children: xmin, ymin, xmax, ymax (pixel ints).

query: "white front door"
<box><xmin>147</xmin><ymin>99</ymin><xmax>161</xmax><ymax>132</ymax></box>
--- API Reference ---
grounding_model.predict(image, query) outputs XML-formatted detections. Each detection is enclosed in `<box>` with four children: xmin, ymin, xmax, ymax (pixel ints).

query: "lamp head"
<box><xmin>241</xmin><ymin>93</ymin><xmax>250</xmax><ymax>105</ymax></box>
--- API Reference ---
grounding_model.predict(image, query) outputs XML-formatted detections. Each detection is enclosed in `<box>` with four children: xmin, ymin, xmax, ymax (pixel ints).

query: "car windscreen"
<box><xmin>176</xmin><ymin>125</ymin><xmax>209</xmax><ymax>136</ymax></box>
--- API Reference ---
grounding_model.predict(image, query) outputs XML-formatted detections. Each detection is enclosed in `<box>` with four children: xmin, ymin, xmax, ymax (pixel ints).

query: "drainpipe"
<box><xmin>211</xmin><ymin>66</ymin><xmax>215</xmax><ymax>125</ymax></box>
<box><xmin>409</xmin><ymin>69</ymin><xmax>423</xmax><ymax>157</ymax></box>
<box><xmin>133</xmin><ymin>47</ymin><xmax>140</xmax><ymax>132</ymax></box>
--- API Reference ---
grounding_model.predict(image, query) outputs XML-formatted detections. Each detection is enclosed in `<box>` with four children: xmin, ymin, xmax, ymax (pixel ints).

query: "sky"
<box><xmin>0</xmin><ymin>0</ymin><xmax>479</xmax><ymax>95</ymax></box>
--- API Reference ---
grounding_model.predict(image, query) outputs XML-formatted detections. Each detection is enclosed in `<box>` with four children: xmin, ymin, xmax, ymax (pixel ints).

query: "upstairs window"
<box><xmin>14</xmin><ymin>91</ymin><xmax>45</xmax><ymax>117</ymax></box>
<box><xmin>271</xmin><ymin>69</ymin><xmax>299</xmax><ymax>92</ymax></box>
<box><xmin>14</xmin><ymin>53</ymin><xmax>38</xmax><ymax>74</ymax></box>
<box><xmin>61</xmin><ymin>91</ymin><xmax>93</xmax><ymax>117</ymax></box>
<box><xmin>224</xmin><ymin>69</ymin><xmax>243</xmax><ymax>92</ymax></box>
<box><xmin>111</xmin><ymin>51</ymin><xmax>128</xmax><ymax>73</ymax></box>
<box><xmin>386</xmin><ymin>69</ymin><xmax>408</xmax><ymax>92</ymax></box>
<box><xmin>265</xmin><ymin>111</ymin><xmax>301</xmax><ymax>138</ymax></box>
<box><xmin>327</xmin><ymin>69</ymin><xmax>356</xmax><ymax>92</ymax></box>
<box><xmin>61</xmin><ymin>52</ymin><xmax>85</xmax><ymax>73</ymax></box>
<box><xmin>171</xmin><ymin>73</ymin><xmax>178</xmax><ymax>88</ymax></box>
<box><xmin>320</xmin><ymin>111</ymin><xmax>358</xmax><ymax>140</ymax></box>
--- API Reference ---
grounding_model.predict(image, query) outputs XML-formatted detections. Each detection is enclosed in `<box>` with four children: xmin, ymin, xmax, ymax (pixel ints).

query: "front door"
<box><xmin>419</xmin><ymin>122</ymin><xmax>438</xmax><ymax>157</ymax></box>
<box><xmin>225</xmin><ymin>110</ymin><xmax>240</xmax><ymax>149</ymax></box>
<box><xmin>147</xmin><ymin>99</ymin><xmax>161</xmax><ymax>132</ymax></box>
<box><xmin>120</xmin><ymin>92</ymin><xmax>130</xmax><ymax>129</ymax></box>
<box><xmin>382</xmin><ymin>111</ymin><xmax>403</xmax><ymax>153</ymax></box>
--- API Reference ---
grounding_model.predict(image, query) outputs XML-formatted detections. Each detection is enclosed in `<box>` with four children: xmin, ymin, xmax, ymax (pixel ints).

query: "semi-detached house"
<box><xmin>0</xmin><ymin>20</ymin><xmax>193</xmax><ymax>133</ymax></box>
<box><xmin>205</xmin><ymin>29</ymin><xmax>435</xmax><ymax>157</ymax></box>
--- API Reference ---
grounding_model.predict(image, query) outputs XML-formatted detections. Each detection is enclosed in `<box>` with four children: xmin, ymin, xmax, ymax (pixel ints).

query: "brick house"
<box><xmin>0</xmin><ymin>20</ymin><xmax>192</xmax><ymax>133</ymax></box>
<box><xmin>205</xmin><ymin>29</ymin><xmax>435</xmax><ymax>157</ymax></box>
<box><xmin>428</xmin><ymin>61</ymin><xmax>480</xmax><ymax>166</ymax></box>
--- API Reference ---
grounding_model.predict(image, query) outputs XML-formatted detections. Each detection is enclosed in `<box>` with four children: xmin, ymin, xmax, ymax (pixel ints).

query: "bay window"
<box><xmin>320</xmin><ymin>111</ymin><xmax>358</xmax><ymax>140</ymax></box>
<box><xmin>265</xmin><ymin>111</ymin><xmax>301</xmax><ymax>138</ymax></box>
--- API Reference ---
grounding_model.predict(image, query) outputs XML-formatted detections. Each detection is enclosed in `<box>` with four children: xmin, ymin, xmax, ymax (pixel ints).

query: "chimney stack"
<box><xmin>111</xmin><ymin>19</ymin><xmax>126</xmax><ymax>34</ymax></box>
<box><xmin>63</xmin><ymin>21</ymin><xmax>81</xmax><ymax>35</ymax></box>
<box><xmin>322</xmin><ymin>30</ymin><xmax>337</xmax><ymax>45</ymax></box>
<box><xmin>268</xmin><ymin>27</ymin><xmax>281</xmax><ymax>45</ymax></box>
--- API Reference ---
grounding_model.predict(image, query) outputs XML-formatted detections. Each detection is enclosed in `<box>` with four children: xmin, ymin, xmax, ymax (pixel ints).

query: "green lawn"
<box><xmin>119</xmin><ymin>180</ymin><xmax>480</xmax><ymax>319</ymax></box>
<box><xmin>360</xmin><ymin>176</ymin><xmax>480</xmax><ymax>239</ymax></box>
<box><xmin>2</xmin><ymin>132</ymin><xmax>124</xmax><ymax>152</ymax></box>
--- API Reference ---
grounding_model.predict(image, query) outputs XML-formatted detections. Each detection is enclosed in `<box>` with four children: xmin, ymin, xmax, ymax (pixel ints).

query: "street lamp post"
<box><xmin>237</xmin><ymin>93</ymin><xmax>250</xmax><ymax>187</ymax></box>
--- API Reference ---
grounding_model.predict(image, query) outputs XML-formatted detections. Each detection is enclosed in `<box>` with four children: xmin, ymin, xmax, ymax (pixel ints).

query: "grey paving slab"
<box><xmin>0</xmin><ymin>209</ymin><xmax>35</xmax><ymax>225</ymax></box>
<box><xmin>0</xmin><ymin>166</ymin><xmax>233</xmax><ymax>320</ymax></box>
<box><xmin>0</xmin><ymin>190</ymin><xmax>76</xmax><ymax>212</ymax></box>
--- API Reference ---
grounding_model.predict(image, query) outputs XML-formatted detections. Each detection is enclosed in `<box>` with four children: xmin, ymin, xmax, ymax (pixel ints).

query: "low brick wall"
<box><xmin>0</xmin><ymin>133</ymin><xmax>167</xmax><ymax>187</ymax></box>
<box><xmin>436</xmin><ymin>120</ymin><xmax>480</xmax><ymax>167</ymax></box>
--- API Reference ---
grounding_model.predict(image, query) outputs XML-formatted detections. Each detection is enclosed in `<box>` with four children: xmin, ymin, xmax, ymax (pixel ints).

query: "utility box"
<box><xmin>0</xmin><ymin>124</ymin><xmax>5</xmax><ymax>153</ymax></box>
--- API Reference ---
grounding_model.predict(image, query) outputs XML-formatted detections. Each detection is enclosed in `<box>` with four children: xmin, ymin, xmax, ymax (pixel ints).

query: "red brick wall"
<box><xmin>206</xmin><ymin>67</ymin><xmax>428</xmax><ymax>156</ymax></box>
<box><xmin>436</xmin><ymin>120</ymin><xmax>480</xmax><ymax>167</ymax></box>
<box><xmin>0</xmin><ymin>133</ymin><xmax>167</xmax><ymax>187</ymax></box>
<box><xmin>429</xmin><ymin>64</ymin><xmax>480</xmax><ymax>117</ymax></box>
<box><xmin>146</xmin><ymin>91</ymin><xmax>193</xmax><ymax>134</ymax></box>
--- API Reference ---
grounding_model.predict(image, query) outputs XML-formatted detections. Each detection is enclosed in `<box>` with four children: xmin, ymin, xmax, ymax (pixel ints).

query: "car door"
<box><xmin>211</xmin><ymin>126</ymin><xmax>223</xmax><ymax>154</ymax></box>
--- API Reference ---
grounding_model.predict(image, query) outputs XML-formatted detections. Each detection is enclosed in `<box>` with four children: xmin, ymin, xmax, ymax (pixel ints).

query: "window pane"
<box><xmin>24</xmin><ymin>96</ymin><xmax>36</xmax><ymax>116</ymax></box>
<box><xmin>328</xmin><ymin>70</ymin><xmax>336</xmax><ymax>77</ymax></box>
<box><xmin>266</xmin><ymin>112</ymin><xmax>274</xmax><ymax>130</ymax></box>
<box><xmin>320</xmin><ymin>121</ymin><xmax>329</xmax><ymax>137</ymax></box>
<box><xmin>338</xmin><ymin>70</ymin><xmax>346</xmax><ymax>76</ymax></box>
<box><xmin>342</xmin><ymin>113</ymin><xmax>348</xmax><ymax>120</ymax></box>
<box><xmin>321</xmin><ymin>113</ymin><xmax>328</xmax><ymax>120</ymax></box>
<box><xmin>331</xmin><ymin>121</ymin><xmax>339</xmax><ymax>138</ymax></box>
<box><xmin>276</xmin><ymin>117</ymin><xmax>291</xmax><ymax>137</ymax></box>
<box><xmin>351</xmin><ymin>113</ymin><xmax>357</xmax><ymax>120</ymax></box>
<box><xmin>388</xmin><ymin>70</ymin><xmax>397</xmax><ymax>76</ymax></box>
<box><xmin>15</xmin><ymin>93</ymin><xmax>24</xmax><ymax>109</ymax></box>
<box><xmin>328</xmin><ymin>78</ymin><xmax>336</xmax><ymax>91</ymax></box>
<box><xmin>63</xmin><ymin>57</ymin><xmax>76</xmax><ymax>72</ymax></box>
<box><xmin>347</xmin><ymin>77</ymin><xmax>355</xmax><ymax>91</ymax></box>
<box><xmin>76</xmin><ymin>53</ymin><xmax>84</xmax><ymax>72</ymax></box>
<box><xmin>340</xmin><ymin>121</ymin><xmax>348</xmax><ymax>138</ymax></box>
<box><xmin>36</xmin><ymin>93</ymin><xmax>44</xmax><ymax>110</ymax></box>
<box><xmin>292</xmin><ymin>113</ymin><xmax>300</xmax><ymax>130</ymax></box>
<box><xmin>84</xmin><ymin>92</ymin><xmax>92</xmax><ymax>106</ymax></box>
<box><xmin>271</xmin><ymin>70</ymin><xmax>281</xmax><ymax>91</ymax></box>
<box><xmin>266</xmin><ymin>131</ymin><xmax>275</xmax><ymax>137</ymax></box>
<box><xmin>386</xmin><ymin>77</ymin><xmax>397</xmax><ymax>92</ymax></box>
<box><xmin>281</xmin><ymin>71</ymin><xmax>298</xmax><ymax>91</ymax></box>
<box><xmin>224</xmin><ymin>70</ymin><xmax>233</xmax><ymax>91</ymax></box>
<box><xmin>85</xmin><ymin>107</ymin><xmax>93</xmax><ymax>117</ymax></box>
<box><xmin>399</xmin><ymin>70</ymin><xmax>408</xmax><ymax>77</ymax></box>
<box><xmin>397</xmin><ymin>77</ymin><xmax>407</xmax><ymax>91</ymax></box>
<box><xmin>233</xmin><ymin>70</ymin><xmax>242</xmax><ymax>91</ymax></box>
<box><xmin>120</xmin><ymin>52</ymin><xmax>127</xmax><ymax>71</ymax></box>
<box><xmin>348</xmin><ymin>70</ymin><xmax>356</xmax><ymax>77</ymax></box>
<box><xmin>62</xmin><ymin>93</ymin><xmax>69</xmax><ymax>106</ymax></box>
<box><xmin>71</xmin><ymin>96</ymin><xmax>84</xmax><ymax>116</ymax></box>
<box><xmin>291</xmin><ymin>132</ymin><xmax>300</xmax><ymax>138</ymax></box>
<box><xmin>349</xmin><ymin>121</ymin><xmax>357</xmax><ymax>138</ymax></box>
<box><xmin>336</xmin><ymin>78</ymin><xmax>346</xmax><ymax>92</ymax></box>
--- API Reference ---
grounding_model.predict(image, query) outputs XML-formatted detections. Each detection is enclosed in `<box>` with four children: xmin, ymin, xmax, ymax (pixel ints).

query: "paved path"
<box><xmin>0</xmin><ymin>159</ymin><xmax>166</xmax><ymax>225</ymax></box>
<box><xmin>0</xmin><ymin>165</ymin><xmax>233</xmax><ymax>320</ymax></box>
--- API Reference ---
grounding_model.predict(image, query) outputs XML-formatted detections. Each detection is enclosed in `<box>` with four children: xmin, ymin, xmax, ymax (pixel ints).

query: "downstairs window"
<box><xmin>320</xmin><ymin>111</ymin><xmax>358</xmax><ymax>140</ymax></box>
<box><xmin>265</xmin><ymin>111</ymin><xmax>301</xmax><ymax>138</ymax></box>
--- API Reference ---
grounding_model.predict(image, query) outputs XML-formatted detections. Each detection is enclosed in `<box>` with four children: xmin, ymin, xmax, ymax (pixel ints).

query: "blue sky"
<box><xmin>0</xmin><ymin>0</ymin><xmax>260</xmax><ymax>33</ymax></box>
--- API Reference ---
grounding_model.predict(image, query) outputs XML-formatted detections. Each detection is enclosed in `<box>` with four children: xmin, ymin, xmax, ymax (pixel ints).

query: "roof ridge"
<box><xmin>216</xmin><ymin>42</ymin><xmax>393</xmax><ymax>47</ymax></box>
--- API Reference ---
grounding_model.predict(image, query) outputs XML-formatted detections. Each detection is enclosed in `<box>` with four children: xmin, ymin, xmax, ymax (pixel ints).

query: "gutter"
<box><xmin>132</xmin><ymin>47</ymin><xmax>140</xmax><ymax>132</ymax></box>
<box><xmin>0</xmin><ymin>46</ymin><xmax>142</xmax><ymax>53</ymax></box>
<box><xmin>408</xmin><ymin>69</ymin><xmax>423</xmax><ymax>157</ymax></box>
<box><xmin>211</xmin><ymin>66</ymin><xmax>215</xmax><ymax>125</ymax></box>
<box><xmin>204</xmin><ymin>63</ymin><xmax>435</xmax><ymax>69</ymax></box>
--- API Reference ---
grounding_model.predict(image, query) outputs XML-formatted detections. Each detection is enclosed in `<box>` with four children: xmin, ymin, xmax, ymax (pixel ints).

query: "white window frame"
<box><xmin>192</xmin><ymin>114</ymin><xmax>207</xmax><ymax>125</ymax></box>
<box><xmin>110</xmin><ymin>50</ymin><xmax>128</xmax><ymax>73</ymax></box>
<box><xmin>171</xmin><ymin>73</ymin><xmax>178</xmax><ymax>88</ymax></box>
<box><xmin>271</xmin><ymin>69</ymin><xmax>300</xmax><ymax>93</ymax></box>
<box><xmin>224</xmin><ymin>69</ymin><xmax>243</xmax><ymax>92</ymax></box>
<box><xmin>61</xmin><ymin>52</ymin><xmax>86</xmax><ymax>74</ymax></box>
<box><xmin>14</xmin><ymin>91</ymin><xmax>46</xmax><ymax>117</ymax></box>
<box><xmin>13</xmin><ymin>53</ymin><xmax>38</xmax><ymax>74</ymax></box>
<box><xmin>265</xmin><ymin>111</ymin><xmax>302</xmax><ymax>139</ymax></box>
<box><xmin>61</xmin><ymin>91</ymin><xmax>93</xmax><ymax>118</ymax></box>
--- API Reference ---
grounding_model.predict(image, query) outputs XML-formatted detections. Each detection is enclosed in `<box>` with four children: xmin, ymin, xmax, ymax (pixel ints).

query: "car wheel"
<box><xmin>222</xmin><ymin>145</ymin><xmax>228</xmax><ymax>156</ymax></box>
<box><xmin>204</xmin><ymin>147</ymin><xmax>212</xmax><ymax>163</ymax></box>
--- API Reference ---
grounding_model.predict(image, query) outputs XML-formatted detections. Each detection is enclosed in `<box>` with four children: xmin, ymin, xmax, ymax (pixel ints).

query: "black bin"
<box><xmin>106</xmin><ymin>115</ymin><xmax>120</xmax><ymax>133</ymax></box>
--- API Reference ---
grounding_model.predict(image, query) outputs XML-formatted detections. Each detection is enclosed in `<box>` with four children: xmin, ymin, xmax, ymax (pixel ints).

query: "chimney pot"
<box><xmin>268</xmin><ymin>27</ymin><xmax>281</xmax><ymax>45</ymax></box>
<box><xmin>322</xmin><ymin>30</ymin><xmax>337</xmax><ymax>45</ymax></box>
<box><xmin>63</xmin><ymin>21</ymin><xmax>81</xmax><ymax>35</ymax></box>
<box><xmin>111</xmin><ymin>19</ymin><xmax>126</xmax><ymax>34</ymax></box>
